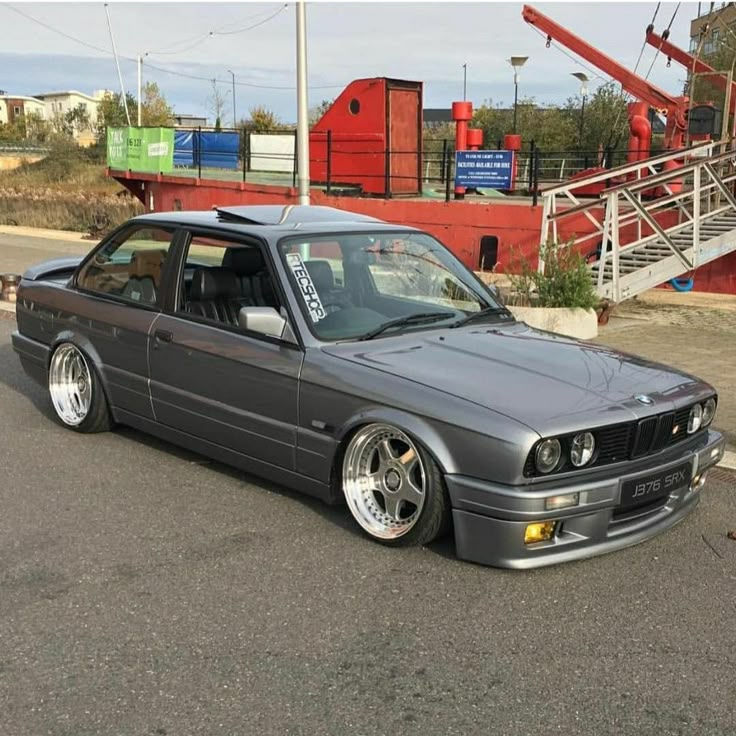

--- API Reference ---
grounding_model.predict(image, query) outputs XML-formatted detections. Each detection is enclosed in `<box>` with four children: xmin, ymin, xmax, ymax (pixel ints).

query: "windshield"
<box><xmin>278</xmin><ymin>231</ymin><xmax>506</xmax><ymax>341</ymax></box>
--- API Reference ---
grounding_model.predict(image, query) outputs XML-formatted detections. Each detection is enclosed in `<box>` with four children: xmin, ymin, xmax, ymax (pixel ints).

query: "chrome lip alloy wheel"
<box><xmin>343</xmin><ymin>424</ymin><xmax>426</xmax><ymax>539</ymax></box>
<box><xmin>49</xmin><ymin>344</ymin><xmax>92</xmax><ymax>426</ymax></box>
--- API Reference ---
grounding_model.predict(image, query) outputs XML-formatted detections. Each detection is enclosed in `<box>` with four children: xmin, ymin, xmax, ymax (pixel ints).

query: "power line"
<box><xmin>1</xmin><ymin>2</ymin><xmax>343</xmax><ymax>91</ymax></box>
<box><xmin>146</xmin><ymin>4</ymin><xmax>288</xmax><ymax>57</ymax></box>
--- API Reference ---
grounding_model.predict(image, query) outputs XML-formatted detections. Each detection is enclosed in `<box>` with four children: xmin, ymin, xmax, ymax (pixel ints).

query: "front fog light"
<box><xmin>524</xmin><ymin>521</ymin><xmax>557</xmax><ymax>544</ymax></box>
<box><xmin>688</xmin><ymin>404</ymin><xmax>703</xmax><ymax>434</ymax></box>
<box><xmin>702</xmin><ymin>397</ymin><xmax>717</xmax><ymax>427</ymax></box>
<box><xmin>570</xmin><ymin>432</ymin><xmax>595</xmax><ymax>467</ymax></box>
<box><xmin>535</xmin><ymin>439</ymin><xmax>561</xmax><ymax>474</ymax></box>
<box><xmin>545</xmin><ymin>492</ymin><xmax>580</xmax><ymax>511</ymax></box>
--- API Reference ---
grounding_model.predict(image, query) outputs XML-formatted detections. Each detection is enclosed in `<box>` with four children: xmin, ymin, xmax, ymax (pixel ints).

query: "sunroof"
<box><xmin>215</xmin><ymin>205</ymin><xmax>383</xmax><ymax>226</ymax></box>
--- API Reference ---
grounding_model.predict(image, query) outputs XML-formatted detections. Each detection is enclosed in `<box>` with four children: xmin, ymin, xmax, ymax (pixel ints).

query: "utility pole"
<box><xmin>104</xmin><ymin>3</ymin><xmax>130</xmax><ymax>126</ymax></box>
<box><xmin>463</xmin><ymin>63</ymin><xmax>467</xmax><ymax>101</ymax></box>
<box><xmin>295</xmin><ymin>0</ymin><xmax>310</xmax><ymax>205</ymax></box>
<box><xmin>137</xmin><ymin>55</ymin><xmax>143</xmax><ymax>127</ymax></box>
<box><xmin>228</xmin><ymin>69</ymin><xmax>237</xmax><ymax>127</ymax></box>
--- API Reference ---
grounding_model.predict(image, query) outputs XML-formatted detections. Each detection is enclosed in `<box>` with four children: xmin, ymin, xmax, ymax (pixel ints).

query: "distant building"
<box><xmin>33</xmin><ymin>89</ymin><xmax>104</xmax><ymax>122</ymax></box>
<box><xmin>689</xmin><ymin>2</ymin><xmax>736</xmax><ymax>54</ymax></box>
<box><xmin>32</xmin><ymin>90</ymin><xmax>107</xmax><ymax>145</ymax></box>
<box><xmin>423</xmin><ymin>108</ymin><xmax>453</xmax><ymax>127</ymax></box>
<box><xmin>0</xmin><ymin>94</ymin><xmax>46</xmax><ymax>125</ymax></box>
<box><xmin>173</xmin><ymin>113</ymin><xmax>208</xmax><ymax>128</ymax></box>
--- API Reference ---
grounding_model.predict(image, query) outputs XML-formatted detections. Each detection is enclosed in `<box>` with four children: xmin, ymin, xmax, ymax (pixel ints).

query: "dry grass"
<box><xmin>0</xmin><ymin>145</ymin><xmax>143</xmax><ymax>233</ymax></box>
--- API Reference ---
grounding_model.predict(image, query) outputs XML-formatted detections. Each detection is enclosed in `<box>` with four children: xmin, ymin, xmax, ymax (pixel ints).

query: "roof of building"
<box><xmin>423</xmin><ymin>108</ymin><xmax>453</xmax><ymax>124</ymax></box>
<box><xmin>0</xmin><ymin>94</ymin><xmax>45</xmax><ymax>103</ymax></box>
<box><xmin>33</xmin><ymin>90</ymin><xmax>100</xmax><ymax>101</ymax></box>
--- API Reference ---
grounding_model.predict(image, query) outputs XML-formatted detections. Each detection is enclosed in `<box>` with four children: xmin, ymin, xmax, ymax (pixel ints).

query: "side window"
<box><xmin>177</xmin><ymin>233</ymin><xmax>280</xmax><ymax>330</ymax></box>
<box><xmin>76</xmin><ymin>226</ymin><xmax>174</xmax><ymax>306</ymax></box>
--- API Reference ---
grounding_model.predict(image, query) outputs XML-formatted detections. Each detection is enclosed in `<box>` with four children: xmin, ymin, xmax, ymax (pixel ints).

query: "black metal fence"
<box><xmin>112</xmin><ymin>126</ymin><xmax>639</xmax><ymax>203</ymax></box>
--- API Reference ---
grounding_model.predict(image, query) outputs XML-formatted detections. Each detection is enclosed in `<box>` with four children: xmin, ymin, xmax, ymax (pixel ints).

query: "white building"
<box><xmin>0</xmin><ymin>94</ymin><xmax>46</xmax><ymax>125</ymax></box>
<box><xmin>33</xmin><ymin>90</ymin><xmax>106</xmax><ymax>123</ymax></box>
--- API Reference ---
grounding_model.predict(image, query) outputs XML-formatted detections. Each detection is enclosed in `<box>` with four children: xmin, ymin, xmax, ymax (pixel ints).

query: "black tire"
<box><xmin>341</xmin><ymin>423</ymin><xmax>452</xmax><ymax>547</ymax></box>
<box><xmin>393</xmin><ymin>442</ymin><xmax>452</xmax><ymax>547</ymax></box>
<box><xmin>48</xmin><ymin>342</ymin><xmax>112</xmax><ymax>433</ymax></box>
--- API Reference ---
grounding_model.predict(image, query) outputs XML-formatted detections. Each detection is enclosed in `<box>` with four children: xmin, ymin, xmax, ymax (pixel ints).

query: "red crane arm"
<box><xmin>646</xmin><ymin>29</ymin><xmax>736</xmax><ymax>115</ymax></box>
<box><xmin>522</xmin><ymin>5</ymin><xmax>685</xmax><ymax>114</ymax></box>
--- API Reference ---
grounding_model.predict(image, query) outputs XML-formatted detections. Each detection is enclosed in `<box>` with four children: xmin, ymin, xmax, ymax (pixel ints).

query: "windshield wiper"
<box><xmin>450</xmin><ymin>305</ymin><xmax>513</xmax><ymax>328</ymax></box>
<box><xmin>358</xmin><ymin>311</ymin><xmax>452</xmax><ymax>341</ymax></box>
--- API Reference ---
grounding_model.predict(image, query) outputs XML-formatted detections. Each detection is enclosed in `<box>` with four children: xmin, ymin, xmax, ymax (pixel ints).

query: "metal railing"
<box><xmin>539</xmin><ymin>138</ymin><xmax>736</xmax><ymax>302</ymax></box>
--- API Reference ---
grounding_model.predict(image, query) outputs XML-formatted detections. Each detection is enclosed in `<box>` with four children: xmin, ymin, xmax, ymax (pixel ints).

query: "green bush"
<box><xmin>508</xmin><ymin>240</ymin><xmax>599</xmax><ymax>310</ymax></box>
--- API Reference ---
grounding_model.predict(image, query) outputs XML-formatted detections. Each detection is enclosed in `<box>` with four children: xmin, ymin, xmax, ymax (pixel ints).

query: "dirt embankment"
<box><xmin>0</xmin><ymin>146</ymin><xmax>143</xmax><ymax>235</ymax></box>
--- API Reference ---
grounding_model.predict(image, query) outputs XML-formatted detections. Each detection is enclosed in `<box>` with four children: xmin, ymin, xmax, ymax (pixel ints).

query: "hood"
<box><xmin>323</xmin><ymin>322</ymin><xmax>710</xmax><ymax>436</ymax></box>
<box><xmin>23</xmin><ymin>256</ymin><xmax>83</xmax><ymax>281</ymax></box>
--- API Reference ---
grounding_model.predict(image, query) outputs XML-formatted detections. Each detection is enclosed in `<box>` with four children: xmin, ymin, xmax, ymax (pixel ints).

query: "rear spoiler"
<box><xmin>22</xmin><ymin>256</ymin><xmax>83</xmax><ymax>282</ymax></box>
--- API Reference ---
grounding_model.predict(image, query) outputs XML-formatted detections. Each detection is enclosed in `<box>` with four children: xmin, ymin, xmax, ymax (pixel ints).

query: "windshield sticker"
<box><xmin>286</xmin><ymin>253</ymin><xmax>326</xmax><ymax>323</ymax></box>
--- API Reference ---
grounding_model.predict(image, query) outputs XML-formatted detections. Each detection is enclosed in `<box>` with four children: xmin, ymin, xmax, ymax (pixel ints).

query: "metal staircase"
<box><xmin>539</xmin><ymin>141</ymin><xmax>736</xmax><ymax>302</ymax></box>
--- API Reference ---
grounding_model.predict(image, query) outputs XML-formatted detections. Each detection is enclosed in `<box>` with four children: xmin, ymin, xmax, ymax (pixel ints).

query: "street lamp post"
<box><xmin>571</xmin><ymin>72</ymin><xmax>590</xmax><ymax>149</ymax></box>
<box><xmin>509</xmin><ymin>56</ymin><xmax>528</xmax><ymax>134</ymax></box>
<box><xmin>295</xmin><ymin>0</ymin><xmax>310</xmax><ymax>205</ymax></box>
<box><xmin>227</xmin><ymin>69</ymin><xmax>237</xmax><ymax>127</ymax></box>
<box><xmin>463</xmin><ymin>63</ymin><xmax>467</xmax><ymax>101</ymax></box>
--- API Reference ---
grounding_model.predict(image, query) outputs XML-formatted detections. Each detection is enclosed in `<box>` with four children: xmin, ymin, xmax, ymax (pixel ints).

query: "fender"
<box><xmin>335</xmin><ymin>406</ymin><xmax>461</xmax><ymax>475</ymax></box>
<box><xmin>49</xmin><ymin>329</ymin><xmax>119</xmax><ymax>422</ymax></box>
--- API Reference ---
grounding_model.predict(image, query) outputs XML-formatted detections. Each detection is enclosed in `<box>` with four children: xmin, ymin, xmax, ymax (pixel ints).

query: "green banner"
<box><xmin>107</xmin><ymin>127</ymin><xmax>174</xmax><ymax>174</ymax></box>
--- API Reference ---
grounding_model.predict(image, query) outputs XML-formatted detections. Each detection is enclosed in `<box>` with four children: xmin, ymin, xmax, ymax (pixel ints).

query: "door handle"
<box><xmin>154</xmin><ymin>329</ymin><xmax>173</xmax><ymax>344</ymax></box>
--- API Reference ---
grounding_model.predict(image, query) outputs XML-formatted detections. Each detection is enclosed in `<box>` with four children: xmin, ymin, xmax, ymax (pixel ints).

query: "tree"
<box><xmin>96</xmin><ymin>91</ymin><xmax>138</xmax><ymax>139</ymax></box>
<box><xmin>564</xmin><ymin>82</ymin><xmax>629</xmax><ymax>154</ymax></box>
<box><xmin>247</xmin><ymin>105</ymin><xmax>283</xmax><ymax>132</ymax></box>
<box><xmin>308</xmin><ymin>99</ymin><xmax>333</xmax><ymax>128</ymax></box>
<box><xmin>141</xmin><ymin>82</ymin><xmax>172</xmax><ymax>126</ymax></box>
<box><xmin>207</xmin><ymin>80</ymin><xmax>227</xmax><ymax>130</ymax></box>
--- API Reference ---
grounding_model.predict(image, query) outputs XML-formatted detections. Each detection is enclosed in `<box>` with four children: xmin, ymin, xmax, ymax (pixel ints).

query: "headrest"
<box><xmin>190</xmin><ymin>267</ymin><xmax>241</xmax><ymax>301</ymax></box>
<box><xmin>304</xmin><ymin>260</ymin><xmax>334</xmax><ymax>292</ymax></box>
<box><xmin>129</xmin><ymin>249</ymin><xmax>166</xmax><ymax>279</ymax></box>
<box><xmin>222</xmin><ymin>247</ymin><xmax>265</xmax><ymax>276</ymax></box>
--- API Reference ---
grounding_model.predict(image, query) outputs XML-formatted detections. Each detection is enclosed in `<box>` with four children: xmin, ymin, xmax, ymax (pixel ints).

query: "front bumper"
<box><xmin>446</xmin><ymin>430</ymin><xmax>726</xmax><ymax>569</ymax></box>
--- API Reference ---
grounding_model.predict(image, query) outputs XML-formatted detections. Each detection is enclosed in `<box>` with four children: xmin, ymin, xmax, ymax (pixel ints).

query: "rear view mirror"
<box><xmin>238</xmin><ymin>307</ymin><xmax>286</xmax><ymax>338</ymax></box>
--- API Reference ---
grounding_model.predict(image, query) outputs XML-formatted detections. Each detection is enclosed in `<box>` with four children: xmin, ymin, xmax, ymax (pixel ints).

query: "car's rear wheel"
<box><xmin>48</xmin><ymin>343</ymin><xmax>111</xmax><ymax>433</ymax></box>
<box><xmin>341</xmin><ymin>423</ymin><xmax>450</xmax><ymax>546</ymax></box>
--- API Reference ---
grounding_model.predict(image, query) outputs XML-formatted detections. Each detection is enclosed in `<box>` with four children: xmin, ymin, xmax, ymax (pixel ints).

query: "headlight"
<box><xmin>688</xmin><ymin>403</ymin><xmax>703</xmax><ymax>434</ymax></box>
<box><xmin>535</xmin><ymin>438</ymin><xmax>561</xmax><ymax>474</ymax></box>
<box><xmin>702</xmin><ymin>397</ymin><xmax>717</xmax><ymax>427</ymax></box>
<box><xmin>570</xmin><ymin>431</ymin><xmax>595</xmax><ymax>467</ymax></box>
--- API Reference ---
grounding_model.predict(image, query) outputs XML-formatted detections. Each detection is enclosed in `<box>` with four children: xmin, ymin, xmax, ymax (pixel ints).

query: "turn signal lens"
<box><xmin>545</xmin><ymin>492</ymin><xmax>580</xmax><ymax>511</ymax></box>
<box><xmin>524</xmin><ymin>521</ymin><xmax>557</xmax><ymax>544</ymax></box>
<box><xmin>535</xmin><ymin>439</ymin><xmax>562</xmax><ymax>474</ymax></box>
<box><xmin>688</xmin><ymin>404</ymin><xmax>703</xmax><ymax>434</ymax></box>
<box><xmin>702</xmin><ymin>398</ymin><xmax>717</xmax><ymax>427</ymax></box>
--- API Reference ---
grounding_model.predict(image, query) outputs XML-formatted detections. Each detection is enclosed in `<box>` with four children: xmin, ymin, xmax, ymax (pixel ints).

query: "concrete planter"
<box><xmin>508</xmin><ymin>306</ymin><xmax>598</xmax><ymax>340</ymax></box>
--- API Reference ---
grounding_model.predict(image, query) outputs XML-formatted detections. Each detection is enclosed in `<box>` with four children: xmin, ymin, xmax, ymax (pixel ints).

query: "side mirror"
<box><xmin>238</xmin><ymin>306</ymin><xmax>286</xmax><ymax>338</ymax></box>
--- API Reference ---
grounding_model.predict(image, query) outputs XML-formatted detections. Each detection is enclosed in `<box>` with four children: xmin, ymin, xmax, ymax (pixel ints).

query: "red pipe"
<box><xmin>452</xmin><ymin>101</ymin><xmax>473</xmax><ymax>198</ymax></box>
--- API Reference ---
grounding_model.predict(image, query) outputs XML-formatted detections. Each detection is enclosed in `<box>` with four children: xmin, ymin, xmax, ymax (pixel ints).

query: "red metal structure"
<box><xmin>522</xmin><ymin>5</ymin><xmax>690</xmax><ymax>152</ymax></box>
<box><xmin>645</xmin><ymin>28</ymin><xmax>736</xmax><ymax>117</ymax></box>
<box><xmin>309</xmin><ymin>77</ymin><xmax>422</xmax><ymax>197</ymax></box>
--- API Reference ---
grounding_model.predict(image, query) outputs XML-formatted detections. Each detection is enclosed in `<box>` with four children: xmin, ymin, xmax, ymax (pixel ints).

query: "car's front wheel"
<box><xmin>341</xmin><ymin>423</ymin><xmax>450</xmax><ymax>546</ymax></box>
<box><xmin>48</xmin><ymin>342</ymin><xmax>111</xmax><ymax>433</ymax></box>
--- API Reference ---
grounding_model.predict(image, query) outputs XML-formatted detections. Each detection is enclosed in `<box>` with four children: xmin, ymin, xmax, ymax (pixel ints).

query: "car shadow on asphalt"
<box><xmin>0</xmin><ymin>338</ymin><xmax>458</xmax><ymax>562</ymax></box>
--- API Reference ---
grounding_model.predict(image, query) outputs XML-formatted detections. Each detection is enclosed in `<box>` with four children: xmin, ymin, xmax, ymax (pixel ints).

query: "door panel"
<box><xmin>65</xmin><ymin>224</ymin><xmax>178</xmax><ymax>418</ymax></box>
<box><xmin>388</xmin><ymin>87</ymin><xmax>420</xmax><ymax>195</ymax></box>
<box><xmin>148</xmin><ymin>315</ymin><xmax>302</xmax><ymax>469</ymax></box>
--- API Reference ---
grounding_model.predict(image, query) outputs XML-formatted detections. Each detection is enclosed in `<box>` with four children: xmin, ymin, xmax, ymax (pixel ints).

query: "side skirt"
<box><xmin>115</xmin><ymin>409</ymin><xmax>334</xmax><ymax>504</ymax></box>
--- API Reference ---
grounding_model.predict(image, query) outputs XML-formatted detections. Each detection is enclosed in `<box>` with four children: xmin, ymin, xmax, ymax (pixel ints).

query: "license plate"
<box><xmin>619</xmin><ymin>461</ymin><xmax>692</xmax><ymax>509</ymax></box>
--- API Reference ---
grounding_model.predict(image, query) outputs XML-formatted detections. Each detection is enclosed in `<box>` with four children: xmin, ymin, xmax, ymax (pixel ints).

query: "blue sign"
<box><xmin>454</xmin><ymin>150</ymin><xmax>514</xmax><ymax>190</ymax></box>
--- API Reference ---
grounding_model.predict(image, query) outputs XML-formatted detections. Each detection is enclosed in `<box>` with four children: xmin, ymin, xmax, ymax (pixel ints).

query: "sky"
<box><xmin>0</xmin><ymin>1</ymin><xmax>704</xmax><ymax>124</ymax></box>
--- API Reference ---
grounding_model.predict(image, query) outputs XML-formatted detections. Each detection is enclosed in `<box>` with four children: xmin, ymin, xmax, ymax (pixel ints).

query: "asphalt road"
<box><xmin>0</xmin><ymin>230</ymin><xmax>92</xmax><ymax>277</ymax></box>
<box><xmin>1</xmin><ymin>315</ymin><xmax>736</xmax><ymax>736</ymax></box>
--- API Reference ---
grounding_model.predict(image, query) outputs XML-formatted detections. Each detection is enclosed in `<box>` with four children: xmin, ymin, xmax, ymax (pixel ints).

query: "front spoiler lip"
<box><xmin>446</xmin><ymin>429</ymin><xmax>725</xmax><ymax>569</ymax></box>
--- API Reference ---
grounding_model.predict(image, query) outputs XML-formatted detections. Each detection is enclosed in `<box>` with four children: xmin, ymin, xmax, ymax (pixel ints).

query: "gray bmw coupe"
<box><xmin>12</xmin><ymin>205</ymin><xmax>725</xmax><ymax>568</ymax></box>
